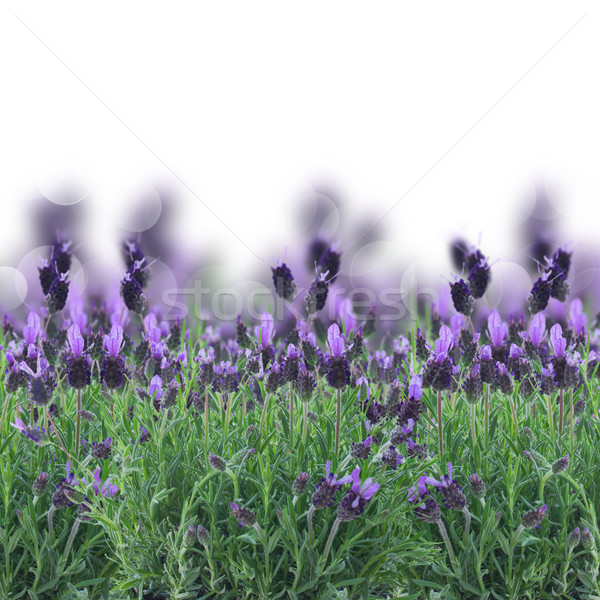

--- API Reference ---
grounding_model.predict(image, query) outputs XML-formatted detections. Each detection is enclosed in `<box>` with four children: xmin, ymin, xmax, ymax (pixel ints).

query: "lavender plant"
<box><xmin>1</xmin><ymin>233</ymin><xmax>600</xmax><ymax>600</ymax></box>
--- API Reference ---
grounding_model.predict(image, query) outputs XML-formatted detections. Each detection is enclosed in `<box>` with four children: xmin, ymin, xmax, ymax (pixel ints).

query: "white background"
<box><xmin>0</xmin><ymin>1</ymin><xmax>599</xmax><ymax>315</ymax></box>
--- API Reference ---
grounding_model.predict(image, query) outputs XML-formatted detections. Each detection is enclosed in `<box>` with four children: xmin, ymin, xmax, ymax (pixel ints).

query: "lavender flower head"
<box><xmin>337</xmin><ymin>467</ymin><xmax>380</xmax><ymax>521</ymax></box>
<box><xmin>311</xmin><ymin>460</ymin><xmax>353</xmax><ymax>509</ymax></box>
<box><xmin>230</xmin><ymin>502</ymin><xmax>257</xmax><ymax>527</ymax></box>
<box><xmin>521</xmin><ymin>504</ymin><xmax>547</xmax><ymax>529</ymax></box>
<box><xmin>424</xmin><ymin>462</ymin><xmax>466</xmax><ymax>510</ymax></box>
<box><xmin>271</xmin><ymin>260</ymin><xmax>297</xmax><ymax>302</ymax></box>
<box><xmin>408</xmin><ymin>476</ymin><xmax>441</xmax><ymax>523</ymax></box>
<box><xmin>11</xmin><ymin>417</ymin><xmax>49</xmax><ymax>446</ymax></box>
<box><xmin>66</xmin><ymin>324</ymin><xmax>91</xmax><ymax>389</ymax></box>
<box><xmin>326</xmin><ymin>324</ymin><xmax>350</xmax><ymax>389</ymax></box>
<box><xmin>102</xmin><ymin>323</ymin><xmax>125</xmax><ymax>390</ymax></box>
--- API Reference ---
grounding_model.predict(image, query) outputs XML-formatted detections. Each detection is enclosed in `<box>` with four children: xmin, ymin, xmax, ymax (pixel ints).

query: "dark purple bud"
<box><xmin>90</xmin><ymin>438</ymin><xmax>112</xmax><ymax>460</ymax></box>
<box><xmin>236</xmin><ymin>315</ymin><xmax>252</xmax><ymax>349</ymax></box>
<box><xmin>292</xmin><ymin>472</ymin><xmax>310</xmax><ymax>496</ymax></box>
<box><xmin>304</xmin><ymin>274</ymin><xmax>329</xmax><ymax>315</ymax></box>
<box><xmin>469</xmin><ymin>474</ymin><xmax>486</xmax><ymax>498</ymax></box>
<box><xmin>197</xmin><ymin>524</ymin><xmax>210</xmax><ymax>545</ymax></box>
<box><xmin>381</xmin><ymin>445</ymin><xmax>403</xmax><ymax>470</ymax></box>
<box><xmin>552</xmin><ymin>454</ymin><xmax>569</xmax><ymax>474</ymax></box>
<box><xmin>415</xmin><ymin>328</ymin><xmax>431</xmax><ymax>362</ymax></box>
<box><xmin>271</xmin><ymin>262</ymin><xmax>297</xmax><ymax>302</ymax></box>
<box><xmin>319</xmin><ymin>246</ymin><xmax>341</xmax><ymax>282</ymax></box>
<box><xmin>120</xmin><ymin>273</ymin><xmax>147</xmax><ymax>314</ymax></box>
<box><xmin>527</xmin><ymin>274</ymin><xmax>551</xmax><ymax>315</ymax></box>
<box><xmin>521</xmin><ymin>504</ymin><xmax>547</xmax><ymax>529</ymax></box>
<box><xmin>38</xmin><ymin>261</ymin><xmax>58</xmax><ymax>296</ymax></box>
<box><xmin>209</xmin><ymin>452</ymin><xmax>227</xmax><ymax>472</ymax></box>
<box><xmin>450</xmin><ymin>278</ymin><xmax>474</xmax><ymax>316</ymax></box>
<box><xmin>581</xmin><ymin>527</ymin><xmax>594</xmax><ymax>549</ymax></box>
<box><xmin>66</xmin><ymin>355</ymin><xmax>91</xmax><ymax>389</ymax></box>
<box><xmin>101</xmin><ymin>355</ymin><xmax>125</xmax><ymax>390</ymax></box>
<box><xmin>414</xmin><ymin>497</ymin><xmax>441</xmax><ymax>523</ymax></box>
<box><xmin>468</xmin><ymin>258</ymin><xmax>491</xmax><ymax>299</ymax></box>
<box><xmin>569</xmin><ymin>527</ymin><xmax>581</xmax><ymax>548</ymax></box>
<box><xmin>230</xmin><ymin>502</ymin><xmax>257</xmax><ymax>527</ymax></box>
<box><xmin>327</xmin><ymin>355</ymin><xmax>350</xmax><ymax>389</ymax></box>
<box><xmin>183</xmin><ymin>525</ymin><xmax>197</xmax><ymax>547</ymax></box>
<box><xmin>33</xmin><ymin>472</ymin><xmax>50</xmax><ymax>496</ymax></box>
<box><xmin>45</xmin><ymin>274</ymin><xmax>70</xmax><ymax>314</ymax></box>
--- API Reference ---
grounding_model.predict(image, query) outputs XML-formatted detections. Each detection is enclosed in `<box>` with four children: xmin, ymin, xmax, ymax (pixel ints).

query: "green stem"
<box><xmin>569</xmin><ymin>388</ymin><xmax>574</xmax><ymax>452</ymax></box>
<box><xmin>58</xmin><ymin>518</ymin><xmax>81</xmax><ymax>574</ymax></box>
<box><xmin>484</xmin><ymin>384</ymin><xmax>489</xmax><ymax>450</ymax></box>
<box><xmin>259</xmin><ymin>393</ymin><xmax>270</xmax><ymax>438</ymax></box>
<box><xmin>47</xmin><ymin>505</ymin><xmax>55</xmax><ymax>543</ymax></box>
<box><xmin>508</xmin><ymin>391</ymin><xmax>518</xmax><ymax>435</ymax></box>
<box><xmin>225</xmin><ymin>468</ymin><xmax>239</xmax><ymax>500</ymax></box>
<box><xmin>289</xmin><ymin>382</ymin><xmax>294</xmax><ymax>449</ymax></box>
<box><xmin>539</xmin><ymin>470</ymin><xmax>553</xmax><ymax>503</ymax></box>
<box><xmin>319</xmin><ymin>517</ymin><xmax>341</xmax><ymax>573</ymax></box>
<box><xmin>204</xmin><ymin>389</ymin><xmax>209</xmax><ymax>453</ymax></box>
<box><xmin>0</xmin><ymin>393</ymin><xmax>10</xmax><ymax>435</ymax></box>
<box><xmin>463</xmin><ymin>507</ymin><xmax>471</xmax><ymax>544</ymax></box>
<box><xmin>75</xmin><ymin>389</ymin><xmax>82</xmax><ymax>458</ymax></box>
<box><xmin>558</xmin><ymin>388</ymin><xmax>564</xmax><ymax>436</ymax></box>
<box><xmin>546</xmin><ymin>394</ymin><xmax>554</xmax><ymax>438</ymax></box>
<box><xmin>307</xmin><ymin>505</ymin><xmax>315</xmax><ymax>543</ymax></box>
<box><xmin>437</xmin><ymin>390</ymin><xmax>443</xmax><ymax>457</ymax></box>
<box><xmin>224</xmin><ymin>393</ymin><xmax>231</xmax><ymax>439</ymax></box>
<box><xmin>302</xmin><ymin>400</ymin><xmax>308</xmax><ymax>445</ymax></box>
<box><xmin>437</xmin><ymin>519</ymin><xmax>455</xmax><ymax>562</ymax></box>
<box><xmin>335</xmin><ymin>388</ymin><xmax>341</xmax><ymax>457</ymax></box>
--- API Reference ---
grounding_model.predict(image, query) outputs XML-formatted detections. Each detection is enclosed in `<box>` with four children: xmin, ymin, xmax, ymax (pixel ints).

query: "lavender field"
<box><xmin>1</xmin><ymin>231</ymin><xmax>599</xmax><ymax>600</ymax></box>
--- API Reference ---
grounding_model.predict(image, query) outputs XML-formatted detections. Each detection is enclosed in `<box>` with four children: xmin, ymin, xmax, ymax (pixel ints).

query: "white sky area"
<box><xmin>1</xmin><ymin>1</ymin><xmax>599</xmax><ymax>316</ymax></box>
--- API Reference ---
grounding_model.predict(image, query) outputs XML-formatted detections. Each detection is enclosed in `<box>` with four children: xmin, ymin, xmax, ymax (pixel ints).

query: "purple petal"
<box><xmin>550</xmin><ymin>323</ymin><xmax>566</xmax><ymax>357</ymax></box>
<box><xmin>327</xmin><ymin>323</ymin><xmax>342</xmax><ymax>355</ymax></box>
<box><xmin>68</xmin><ymin>324</ymin><xmax>84</xmax><ymax>357</ymax></box>
<box><xmin>361</xmin><ymin>481</ymin><xmax>380</xmax><ymax>501</ymax></box>
<box><xmin>435</xmin><ymin>325</ymin><xmax>453</xmax><ymax>355</ymax></box>
<box><xmin>528</xmin><ymin>313</ymin><xmax>545</xmax><ymax>347</ymax></box>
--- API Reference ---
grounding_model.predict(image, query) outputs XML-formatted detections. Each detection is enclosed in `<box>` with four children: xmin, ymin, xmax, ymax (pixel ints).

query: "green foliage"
<box><xmin>2</xmin><ymin>337</ymin><xmax>600</xmax><ymax>599</ymax></box>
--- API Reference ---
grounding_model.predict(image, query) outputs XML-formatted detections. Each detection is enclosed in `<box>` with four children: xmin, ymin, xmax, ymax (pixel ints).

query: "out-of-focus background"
<box><xmin>1</xmin><ymin>1</ymin><xmax>599</xmax><ymax>330</ymax></box>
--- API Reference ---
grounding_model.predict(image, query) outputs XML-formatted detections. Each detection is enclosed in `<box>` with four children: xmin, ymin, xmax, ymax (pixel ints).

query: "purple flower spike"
<box><xmin>550</xmin><ymin>323</ymin><xmax>566</xmax><ymax>357</ymax></box>
<box><xmin>67</xmin><ymin>324</ymin><xmax>85</xmax><ymax>358</ymax></box>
